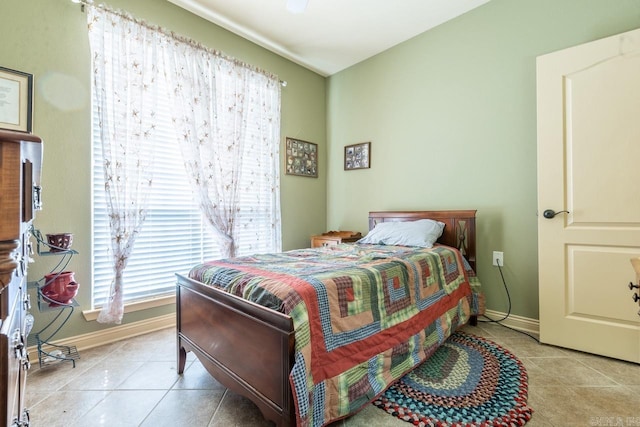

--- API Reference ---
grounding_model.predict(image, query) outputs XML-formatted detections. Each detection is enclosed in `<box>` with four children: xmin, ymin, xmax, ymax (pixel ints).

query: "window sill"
<box><xmin>82</xmin><ymin>294</ymin><xmax>176</xmax><ymax>322</ymax></box>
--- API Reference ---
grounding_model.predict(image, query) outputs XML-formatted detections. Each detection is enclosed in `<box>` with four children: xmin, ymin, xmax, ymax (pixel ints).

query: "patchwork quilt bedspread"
<box><xmin>189</xmin><ymin>243</ymin><xmax>484</xmax><ymax>427</ymax></box>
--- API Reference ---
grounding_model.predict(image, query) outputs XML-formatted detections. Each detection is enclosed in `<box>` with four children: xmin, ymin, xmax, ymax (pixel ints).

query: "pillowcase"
<box><xmin>357</xmin><ymin>219</ymin><xmax>445</xmax><ymax>248</ymax></box>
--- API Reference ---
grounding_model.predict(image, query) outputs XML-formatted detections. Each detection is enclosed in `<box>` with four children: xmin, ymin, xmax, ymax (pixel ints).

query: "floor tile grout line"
<box><xmin>207</xmin><ymin>388</ymin><xmax>230</xmax><ymax>426</ymax></box>
<box><xmin>571</xmin><ymin>357</ymin><xmax>628</xmax><ymax>387</ymax></box>
<box><xmin>138</xmin><ymin>388</ymin><xmax>174</xmax><ymax>427</ymax></box>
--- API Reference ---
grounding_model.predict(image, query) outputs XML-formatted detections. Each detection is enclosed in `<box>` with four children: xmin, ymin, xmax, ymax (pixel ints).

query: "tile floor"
<box><xmin>25</xmin><ymin>322</ymin><xmax>640</xmax><ymax>427</ymax></box>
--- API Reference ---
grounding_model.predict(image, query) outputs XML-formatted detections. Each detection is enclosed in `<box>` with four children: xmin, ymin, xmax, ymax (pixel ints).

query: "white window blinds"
<box><xmin>91</xmin><ymin>103</ymin><xmax>222</xmax><ymax>306</ymax></box>
<box><xmin>91</xmin><ymin>97</ymin><xmax>281</xmax><ymax>306</ymax></box>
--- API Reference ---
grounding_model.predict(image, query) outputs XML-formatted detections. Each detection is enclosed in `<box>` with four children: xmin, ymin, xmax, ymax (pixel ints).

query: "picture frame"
<box><xmin>285</xmin><ymin>137</ymin><xmax>318</xmax><ymax>177</ymax></box>
<box><xmin>344</xmin><ymin>141</ymin><xmax>371</xmax><ymax>170</ymax></box>
<box><xmin>0</xmin><ymin>66</ymin><xmax>33</xmax><ymax>133</ymax></box>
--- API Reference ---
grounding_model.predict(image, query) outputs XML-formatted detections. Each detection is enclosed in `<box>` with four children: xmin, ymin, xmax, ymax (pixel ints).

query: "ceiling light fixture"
<box><xmin>286</xmin><ymin>0</ymin><xmax>308</xmax><ymax>14</ymax></box>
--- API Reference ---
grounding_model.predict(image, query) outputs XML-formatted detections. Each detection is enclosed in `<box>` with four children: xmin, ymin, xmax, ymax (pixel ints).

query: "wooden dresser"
<box><xmin>311</xmin><ymin>231</ymin><xmax>361</xmax><ymax>248</ymax></box>
<box><xmin>0</xmin><ymin>130</ymin><xmax>43</xmax><ymax>427</ymax></box>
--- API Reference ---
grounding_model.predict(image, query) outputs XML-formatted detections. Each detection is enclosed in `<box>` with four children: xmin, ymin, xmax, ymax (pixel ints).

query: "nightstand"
<box><xmin>311</xmin><ymin>231</ymin><xmax>362</xmax><ymax>248</ymax></box>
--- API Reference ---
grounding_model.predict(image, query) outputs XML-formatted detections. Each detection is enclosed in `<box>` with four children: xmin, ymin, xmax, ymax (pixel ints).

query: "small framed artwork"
<box><xmin>344</xmin><ymin>141</ymin><xmax>371</xmax><ymax>170</ymax></box>
<box><xmin>285</xmin><ymin>137</ymin><xmax>318</xmax><ymax>178</ymax></box>
<box><xmin>0</xmin><ymin>66</ymin><xmax>33</xmax><ymax>133</ymax></box>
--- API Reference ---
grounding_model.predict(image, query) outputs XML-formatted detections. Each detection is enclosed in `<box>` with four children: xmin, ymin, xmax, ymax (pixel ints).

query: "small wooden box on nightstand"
<box><xmin>311</xmin><ymin>231</ymin><xmax>362</xmax><ymax>248</ymax></box>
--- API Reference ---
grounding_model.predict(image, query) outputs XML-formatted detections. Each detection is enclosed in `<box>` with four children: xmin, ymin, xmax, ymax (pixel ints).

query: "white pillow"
<box><xmin>357</xmin><ymin>219</ymin><xmax>445</xmax><ymax>248</ymax></box>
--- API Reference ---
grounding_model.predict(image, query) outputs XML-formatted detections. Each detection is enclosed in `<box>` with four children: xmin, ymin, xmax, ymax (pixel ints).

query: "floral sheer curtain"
<box><xmin>165</xmin><ymin>41</ymin><xmax>282</xmax><ymax>258</ymax></box>
<box><xmin>88</xmin><ymin>6</ymin><xmax>164</xmax><ymax>324</ymax></box>
<box><xmin>88</xmin><ymin>5</ymin><xmax>281</xmax><ymax>324</ymax></box>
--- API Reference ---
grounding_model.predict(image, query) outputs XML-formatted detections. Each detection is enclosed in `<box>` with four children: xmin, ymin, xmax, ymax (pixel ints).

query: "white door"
<box><xmin>537</xmin><ymin>28</ymin><xmax>640</xmax><ymax>363</ymax></box>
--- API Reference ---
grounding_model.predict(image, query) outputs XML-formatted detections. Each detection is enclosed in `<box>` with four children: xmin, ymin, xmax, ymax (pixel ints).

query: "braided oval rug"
<box><xmin>372</xmin><ymin>331</ymin><xmax>533</xmax><ymax>427</ymax></box>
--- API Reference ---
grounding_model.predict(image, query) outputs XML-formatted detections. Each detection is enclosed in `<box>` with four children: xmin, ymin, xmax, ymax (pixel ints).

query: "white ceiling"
<box><xmin>167</xmin><ymin>0</ymin><xmax>491</xmax><ymax>76</ymax></box>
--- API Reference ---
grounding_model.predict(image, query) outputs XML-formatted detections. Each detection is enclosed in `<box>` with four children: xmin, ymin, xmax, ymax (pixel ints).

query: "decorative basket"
<box><xmin>46</xmin><ymin>233</ymin><xmax>73</xmax><ymax>252</ymax></box>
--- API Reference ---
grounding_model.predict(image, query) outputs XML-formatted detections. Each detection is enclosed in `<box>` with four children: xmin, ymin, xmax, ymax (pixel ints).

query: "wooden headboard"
<box><xmin>368</xmin><ymin>210</ymin><xmax>477</xmax><ymax>272</ymax></box>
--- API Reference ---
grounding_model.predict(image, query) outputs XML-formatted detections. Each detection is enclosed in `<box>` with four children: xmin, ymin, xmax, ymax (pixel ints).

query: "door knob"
<box><xmin>543</xmin><ymin>209</ymin><xmax>570</xmax><ymax>219</ymax></box>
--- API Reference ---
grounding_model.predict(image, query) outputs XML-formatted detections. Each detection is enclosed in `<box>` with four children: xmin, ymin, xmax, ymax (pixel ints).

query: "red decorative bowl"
<box><xmin>42</xmin><ymin>271</ymin><xmax>79</xmax><ymax>306</ymax></box>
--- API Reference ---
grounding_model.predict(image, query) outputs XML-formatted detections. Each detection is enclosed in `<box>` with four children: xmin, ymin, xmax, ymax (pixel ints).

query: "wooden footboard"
<box><xmin>176</xmin><ymin>274</ymin><xmax>296</xmax><ymax>426</ymax></box>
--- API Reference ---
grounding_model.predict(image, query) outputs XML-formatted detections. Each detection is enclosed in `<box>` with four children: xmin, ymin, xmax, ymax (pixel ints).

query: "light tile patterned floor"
<box><xmin>25</xmin><ymin>322</ymin><xmax>640</xmax><ymax>426</ymax></box>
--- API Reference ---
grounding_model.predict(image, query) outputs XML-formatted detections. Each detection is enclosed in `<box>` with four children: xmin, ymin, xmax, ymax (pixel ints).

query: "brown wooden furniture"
<box><xmin>176</xmin><ymin>210</ymin><xmax>477</xmax><ymax>427</ymax></box>
<box><xmin>310</xmin><ymin>230</ymin><xmax>362</xmax><ymax>248</ymax></box>
<box><xmin>1</xmin><ymin>130</ymin><xmax>43</xmax><ymax>427</ymax></box>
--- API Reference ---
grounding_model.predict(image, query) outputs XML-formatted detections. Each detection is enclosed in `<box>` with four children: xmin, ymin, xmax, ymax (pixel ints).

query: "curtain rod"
<box><xmin>71</xmin><ymin>0</ymin><xmax>287</xmax><ymax>87</ymax></box>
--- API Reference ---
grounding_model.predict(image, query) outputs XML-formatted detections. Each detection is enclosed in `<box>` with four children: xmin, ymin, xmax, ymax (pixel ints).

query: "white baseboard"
<box><xmin>480</xmin><ymin>309</ymin><xmax>540</xmax><ymax>338</ymax></box>
<box><xmin>27</xmin><ymin>313</ymin><xmax>175</xmax><ymax>354</ymax></box>
<box><xmin>26</xmin><ymin>310</ymin><xmax>539</xmax><ymax>355</ymax></box>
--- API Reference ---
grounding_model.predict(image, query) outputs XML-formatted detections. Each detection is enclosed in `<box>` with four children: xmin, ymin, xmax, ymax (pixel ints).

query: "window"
<box><xmin>91</xmin><ymin>90</ymin><xmax>280</xmax><ymax>308</ymax></box>
<box><xmin>91</xmin><ymin>95</ymin><xmax>215</xmax><ymax>306</ymax></box>
<box><xmin>89</xmin><ymin>7</ymin><xmax>280</xmax><ymax>308</ymax></box>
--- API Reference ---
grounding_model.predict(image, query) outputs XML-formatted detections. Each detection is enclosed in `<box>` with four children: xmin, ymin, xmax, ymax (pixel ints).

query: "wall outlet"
<box><xmin>493</xmin><ymin>251</ymin><xmax>504</xmax><ymax>267</ymax></box>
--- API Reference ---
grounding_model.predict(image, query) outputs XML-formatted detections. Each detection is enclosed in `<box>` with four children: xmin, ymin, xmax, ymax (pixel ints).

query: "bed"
<box><xmin>176</xmin><ymin>210</ymin><xmax>483</xmax><ymax>427</ymax></box>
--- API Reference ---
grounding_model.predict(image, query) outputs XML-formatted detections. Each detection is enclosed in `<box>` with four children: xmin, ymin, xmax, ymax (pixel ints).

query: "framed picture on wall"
<box><xmin>285</xmin><ymin>137</ymin><xmax>318</xmax><ymax>177</ymax></box>
<box><xmin>344</xmin><ymin>142</ymin><xmax>370</xmax><ymax>170</ymax></box>
<box><xmin>0</xmin><ymin>66</ymin><xmax>33</xmax><ymax>133</ymax></box>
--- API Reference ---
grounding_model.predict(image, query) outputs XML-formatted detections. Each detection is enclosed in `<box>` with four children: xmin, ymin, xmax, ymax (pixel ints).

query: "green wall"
<box><xmin>326</xmin><ymin>0</ymin><xmax>640</xmax><ymax>319</ymax></box>
<box><xmin>4</xmin><ymin>0</ymin><xmax>640</xmax><ymax>341</ymax></box>
<box><xmin>0</xmin><ymin>0</ymin><xmax>326</xmax><ymax>340</ymax></box>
